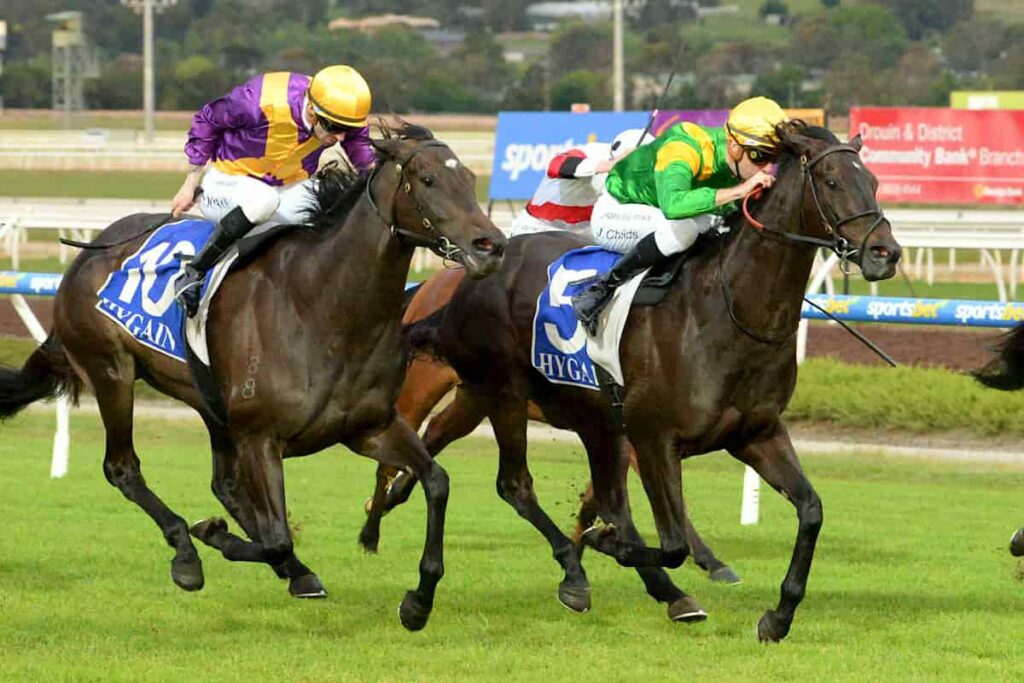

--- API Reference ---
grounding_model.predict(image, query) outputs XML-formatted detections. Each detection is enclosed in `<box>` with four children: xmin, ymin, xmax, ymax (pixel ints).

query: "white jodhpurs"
<box><xmin>198</xmin><ymin>168</ymin><xmax>318</xmax><ymax>236</ymax></box>
<box><xmin>591</xmin><ymin>192</ymin><xmax>719</xmax><ymax>255</ymax></box>
<box><xmin>507</xmin><ymin>211</ymin><xmax>595</xmax><ymax>241</ymax></box>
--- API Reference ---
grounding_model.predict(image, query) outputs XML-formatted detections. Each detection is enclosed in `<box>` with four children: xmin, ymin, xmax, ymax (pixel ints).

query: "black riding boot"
<box><xmin>572</xmin><ymin>233</ymin><xmax>666</xmax><ymax>336</ymax></box>
<box><xmin>174</xmin><ymin>207</ymin><xmax>255</xmax><ymax>317</ymax></box>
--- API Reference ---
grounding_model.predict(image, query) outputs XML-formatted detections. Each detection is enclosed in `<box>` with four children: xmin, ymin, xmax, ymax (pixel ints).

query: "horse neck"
<box><xmin>301</xmin><ymin>177</ymin><xmax>415</xmax><ymax>327</ymax></box>
<box><xmin>716</xmin><ymin>169</ymin><xmax>819</xmax><ymax>340</ymax></box>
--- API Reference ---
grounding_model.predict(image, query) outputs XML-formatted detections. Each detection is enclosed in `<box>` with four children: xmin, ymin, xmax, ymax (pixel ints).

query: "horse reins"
<box><xmin>364</xmin><ymin>139</ymin><xmax>464</xmax><ymax>262</ymax></box>
<box><xmin>721</xmin><ymin>144</ymin><xmax>894</xmax><ymax>362</ymax></box>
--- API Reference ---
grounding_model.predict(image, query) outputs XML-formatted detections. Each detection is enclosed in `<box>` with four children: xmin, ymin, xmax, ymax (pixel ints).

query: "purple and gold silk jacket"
<box><xmin>185</xmin><ymin>72</ymin><xmax>376</xmax><ymax>187</ymax></box>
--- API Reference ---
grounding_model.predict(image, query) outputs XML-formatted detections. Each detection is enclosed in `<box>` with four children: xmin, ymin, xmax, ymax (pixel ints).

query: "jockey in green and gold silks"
<box><xmin>573</xmin><ymin>96</ymin><xmax>790</xmax><ymax>335</ymax></box>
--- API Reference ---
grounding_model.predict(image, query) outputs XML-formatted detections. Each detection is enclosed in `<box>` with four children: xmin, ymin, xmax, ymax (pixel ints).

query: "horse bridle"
<box><xmin>721</xmin><ymin>143</ymin><xmax>888</xmax><ymax>345</ymax></box>
<box><xmin>745</xmin><ymin>144</ymin><xmax>887</xmax><ymax>272</ymax></box>
<box><xmin>364</xmin><ymin>139</ymin><xmax>464</xmax><ymax>262</ymax></box>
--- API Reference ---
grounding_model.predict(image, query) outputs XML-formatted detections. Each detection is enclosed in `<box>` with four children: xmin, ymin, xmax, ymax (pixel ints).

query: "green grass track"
<box><xmin>1</xmin><ymin>411</ymin><xmax>1022</xmax><ymax>680</ymax></box>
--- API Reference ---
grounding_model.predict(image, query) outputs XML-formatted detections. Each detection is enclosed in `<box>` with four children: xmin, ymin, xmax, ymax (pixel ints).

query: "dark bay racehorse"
<box><xmin>0</xmin><ymin>123</ymin><xmax>506</xmax><ymax>631</ymax></box>
<box><xmin>973</xmin><ymin>327</ymin><xmax>1024</xmax><ymax>557</ymax></box>
<box><xmin>360</xmin><ymin>266</ymin><xmax>741</xmax><ymax>586</ymax></box>
<box><xmin>389</xmin><ymin>122</ymin><xmax>901</xmax><ymax>640</ymax></box>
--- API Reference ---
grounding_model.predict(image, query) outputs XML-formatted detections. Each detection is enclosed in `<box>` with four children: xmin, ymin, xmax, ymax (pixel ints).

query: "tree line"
<box><xmin>1</xmin><ymin>0</ymin><xmax>1021</xmax><ymax>115</ymax></box>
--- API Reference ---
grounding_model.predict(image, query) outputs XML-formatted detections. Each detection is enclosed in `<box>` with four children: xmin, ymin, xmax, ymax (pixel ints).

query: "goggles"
<box><xmin>316</xmin><ymin>115</ymin><xmax>358</xmax><ymax>135</ymax></box>
<box><xmin>743</xmin><ymin>145</ymin><xmax>778</xmax><ymax>166</ymax></box>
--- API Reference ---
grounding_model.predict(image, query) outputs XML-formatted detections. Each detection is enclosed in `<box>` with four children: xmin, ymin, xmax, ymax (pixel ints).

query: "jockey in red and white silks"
<box><xmin>508</xmin><ymin>128</ymin><xmax>653</xmax><ymax>240</ymax></box>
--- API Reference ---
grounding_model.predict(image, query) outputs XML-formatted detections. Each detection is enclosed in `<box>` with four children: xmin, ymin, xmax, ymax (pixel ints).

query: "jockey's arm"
<box><xmin>654</xmin><ymin>153</ymin><xmax>721</xmax><ymax>220</ymax></box>
<box><xmin>174</xmin><ymin>84</ymin><xmax>262</xmax><ymax>216</ymax></box>
<box><xmin>339</xmin><ymin>125</ymin><xmax>377</xmax><ymax>173</ymax></box>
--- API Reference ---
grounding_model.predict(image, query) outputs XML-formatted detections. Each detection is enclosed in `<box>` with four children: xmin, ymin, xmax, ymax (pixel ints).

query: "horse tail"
<box><xmin>973</xmin><ymin>321</ymin><xmax>1024</xmax><ymax>390</ymax></box>
<box><xmin>0</xmin><ymin>335</ymin><xmax>81</xmax><ymax>420</ymax></box>
<box><xmin>403</xmin><ymin>303</ymin><xmax>449</xmax><ymax>364</ymax></box>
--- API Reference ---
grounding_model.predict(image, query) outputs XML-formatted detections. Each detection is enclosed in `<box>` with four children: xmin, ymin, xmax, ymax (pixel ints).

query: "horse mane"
<box><xmin>303</xmin><ymin>119</ymin><xmax>437</xmax><ymax>233</ymax></box>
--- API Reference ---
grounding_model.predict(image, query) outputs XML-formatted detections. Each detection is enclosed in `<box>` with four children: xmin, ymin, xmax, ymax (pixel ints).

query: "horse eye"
<box><xmin>826</xmin><ymin>178</ymin><xmax>839</xmax><ymax>189</ymax></box>
<box><xmin>422</xmin><ymin>176</ymin><xmax>435</xmax><ymax>187</ymax></box>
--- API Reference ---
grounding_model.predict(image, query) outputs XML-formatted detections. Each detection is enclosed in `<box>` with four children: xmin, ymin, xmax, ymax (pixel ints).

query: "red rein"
<box><xmin>742</xmin><ymin>186</ymin><xmax>765</xmax><ymax>229</ymax></box>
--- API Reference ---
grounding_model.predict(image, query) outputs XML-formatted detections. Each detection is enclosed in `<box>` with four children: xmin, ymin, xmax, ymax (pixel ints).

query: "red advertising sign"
<box><xmin>850</xmin><ymin>107</ymin><xmax>1024</xmax><ymax>205</ymax></box>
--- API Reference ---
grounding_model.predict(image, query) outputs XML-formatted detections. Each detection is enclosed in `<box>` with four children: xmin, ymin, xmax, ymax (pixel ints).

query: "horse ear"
<box><xmin>849</xmin><ymin>134</ymin><xmax>863</xmax><ymax>152</ymax></box>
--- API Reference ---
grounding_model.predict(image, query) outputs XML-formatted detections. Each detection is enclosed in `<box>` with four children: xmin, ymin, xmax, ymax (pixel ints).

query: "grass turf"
<box><xmin>0</xmin><ymin>411</ymin><xmax>1023</xmax><ymax>680</ymax></box>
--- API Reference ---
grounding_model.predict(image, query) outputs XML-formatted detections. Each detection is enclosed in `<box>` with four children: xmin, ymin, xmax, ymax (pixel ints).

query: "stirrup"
<box><xmin>573</xmin><ymin>282</ymin><xmax>614</xmax><ymax>336</ymax></box>
<box><xmin>175</xmin><ymin>270</ymin><xmax>204</xmax><ymax>317</ymax></box>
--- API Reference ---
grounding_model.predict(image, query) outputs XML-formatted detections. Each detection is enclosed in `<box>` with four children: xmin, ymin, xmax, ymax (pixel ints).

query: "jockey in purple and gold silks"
<box><xmin>572</xmin><ymin>96</ymin><xmax>790</xmax><ymax>335</ymax></box>
<box><xmin>171</xmin><ymin>65</ymin><xmax>376</xmax><ymax>318</ymax></box>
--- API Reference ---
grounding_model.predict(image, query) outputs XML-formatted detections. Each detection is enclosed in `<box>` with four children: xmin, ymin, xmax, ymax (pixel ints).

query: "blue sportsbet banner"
<box><xmin>490</xmin><ymin>112</ymin><xmax>646</xmax><ymax>201</ymax></box>
<box><xmin>803</xmin><ymin>295</ymin><xmax>1024</xmax><ymax>328</ymax></box>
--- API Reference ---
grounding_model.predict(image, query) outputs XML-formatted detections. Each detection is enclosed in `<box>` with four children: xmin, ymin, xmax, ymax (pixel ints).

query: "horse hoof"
<box><xmin>399</xmin><ymin>590</ymin><xmax>432</xmax><ymax>632</ymax></box>
<box><xmin>557</xmin><ymin>581</ymin><xmax>592</xmax><ymax>613</ymax></box>
<box><xmin>709</xmin><ymin>566</ymin><xmax>742</xmax><ymax>585</ymax></box>
<box><xmin>1010</xmin><ymin>528</ymin><xmax>1024</xmax><ymax>557</ymax></box>
<box><xmin>667</xmin><ymin>595</ymin><xmax>707</xmax><ymax>623</ymax></box>
<box><xmin>171</xmin><ymin>557</ymin><xmax>204</xmax><ymax>592</ymax></box>
<box><xmin>757</xmin><ymin>610</ymin><xmax>790</xmax><ymax>643</ymax></box>
<box><xmin>189</xmin><ymin>517</ymin><xmax>228</xmax><ymax>545</ymax></box>
<box><xmin>358</xmin><ymin>525</ymin><xmax>380</xmax><ymax>554</ymax></box>
<box><xmin>289</xmin><ymin>573</ymin><xmax>328</xmax><ymax>599</ymax></box>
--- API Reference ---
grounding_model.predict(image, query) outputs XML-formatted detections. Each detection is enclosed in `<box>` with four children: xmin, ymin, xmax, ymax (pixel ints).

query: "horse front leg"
<box><xmin>574</xmin><ymin>425</ymin><xmax>706</xmax><ymax>623</ymax></box>
<box><xmin>203</xmin><ymin>419</ymin><xmax>326</xmax><ymax>598</ymax></box>
<box><xmin>728</xmin><ymin>421</ymin><xmax>823</xmax><ymax>643</ymax></box>
<box><xmin>348</xmin><ymin>414</ymin><xmax>449</xmax><ymax>632</ymax></box>
<box><xmin>358</xmin><ymin>384</ymin><xmax>485</xmax><ymax>552</ymax></box>
<box><xmin>574</xmin><ymin>443</ymin><xmax>740</xmax><ymax>585</ymax></box>
<box><xmin>190</xmin><ymin>435</ymin><xmax>298</xmax><ymax>577</ymax></box>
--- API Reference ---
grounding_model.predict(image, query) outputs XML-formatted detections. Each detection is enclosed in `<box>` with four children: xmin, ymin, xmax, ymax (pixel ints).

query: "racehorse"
<box><xmin>973</xmin><ymin>325</ymin><xmax>1024</xmax><ymax>557</ymax></box>
<box><xmin>0</xmin><ymin>123</ymin><xmax>506</xmax><ymax>631</ymax></box>
<box><xmin>359</xmin><ymin>266</ymin><xmax>741</xmax><ymax>586</ymax></box>
<box><xmin>388</xmin><ymin>121</ymin><xmax>901</xmax><ymax>640</ymax></box>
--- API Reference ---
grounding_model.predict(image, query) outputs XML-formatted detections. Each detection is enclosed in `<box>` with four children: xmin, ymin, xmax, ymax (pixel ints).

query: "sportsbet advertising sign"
<box><xmin>850</xmin><ymin>107</ymin><xmax>1024</xmax><ymax>205</ymax></box>
<box><xmin>490</xmin><ymin>112</ymin><xmax>647</xmax><ymax>200</ymax></box>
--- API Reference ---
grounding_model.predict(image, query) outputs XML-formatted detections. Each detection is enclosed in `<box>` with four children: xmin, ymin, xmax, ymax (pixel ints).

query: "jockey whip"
<box><xmin>639</xmin><ymin>68</ymin><xmax>678</xmax><ymax>141</ymax></box>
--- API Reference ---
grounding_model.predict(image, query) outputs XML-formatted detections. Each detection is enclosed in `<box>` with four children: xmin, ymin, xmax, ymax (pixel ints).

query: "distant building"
<box><xmin>327</xmin><ymin>14</ymin><xmax>440</xmax><ymax>32</ymax></box>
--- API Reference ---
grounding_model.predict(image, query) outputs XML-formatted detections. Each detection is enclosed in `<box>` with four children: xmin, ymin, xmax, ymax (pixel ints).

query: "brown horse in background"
<box><xmin>359</xmin><ymin>266</ymin><xmax>741</xmax><ymax>585</ymax></box>
<box><xmin>380</xmin><ymin>122</ymin><xmax>901</xmax><ymax>640</ymax></box>
<box><xmin>0</xmin><ymin>124</ymin><xmax>506</xmax><ymax>631</ymax></box>
<box><xmin>973</xmin><ymin>326</ymin><xmax>1024</xmax><ymax>557</ymax></box>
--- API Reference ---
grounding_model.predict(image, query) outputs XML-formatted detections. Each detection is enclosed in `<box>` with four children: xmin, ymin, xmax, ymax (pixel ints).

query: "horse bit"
<box><xmin>365</xmin><ymin>140</ymin><xmax>464</xmax><ymax>262</ymax></box>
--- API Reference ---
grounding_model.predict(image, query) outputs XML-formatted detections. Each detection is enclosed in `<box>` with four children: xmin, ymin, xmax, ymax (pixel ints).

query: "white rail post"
<box><xmin>740</xmin><ymin>466</ymin><xmax>760</xmax><ymax>526</ymax></box>
<box><xmin>10</xmin><ymin>293</ymin><xmax>69</xmax><ymax>478</ymax></box>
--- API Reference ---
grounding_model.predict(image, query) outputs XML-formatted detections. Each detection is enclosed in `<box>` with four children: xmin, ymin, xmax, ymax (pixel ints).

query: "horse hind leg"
<box><xmin>91</xmin><ymin>362</ymin><xmax>204</xmax><ymax>592</ymax></box>
<box><xmin>201</xmin><ymin>421</ymin><xmax>325</xmax><ymax>598</ymax></box>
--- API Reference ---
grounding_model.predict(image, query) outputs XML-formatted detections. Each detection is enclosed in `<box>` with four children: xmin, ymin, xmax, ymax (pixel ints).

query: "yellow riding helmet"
<box><xmin>726</xmin><ymin>96</ymin><xmax>788</xmax><ymax>149</ymax></box>
<box><xmin>308</xmin><ymin>65</ymin><xmax>372</xmax><ymax>128</ymax></box>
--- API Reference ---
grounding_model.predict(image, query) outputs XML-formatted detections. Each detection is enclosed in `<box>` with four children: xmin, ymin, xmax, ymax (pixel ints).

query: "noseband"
<box><xmin>365</xmin><ymin>140</ymin><xmax>464</xmax><ymax>261</ymax></box>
